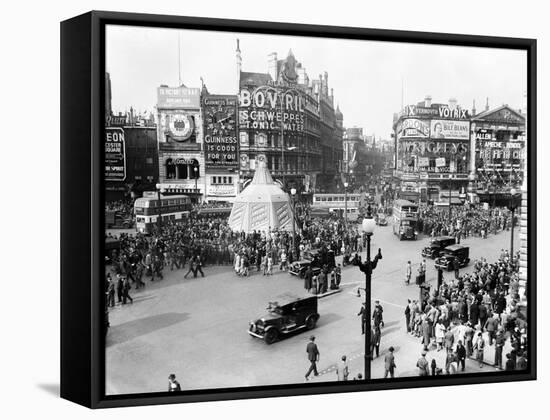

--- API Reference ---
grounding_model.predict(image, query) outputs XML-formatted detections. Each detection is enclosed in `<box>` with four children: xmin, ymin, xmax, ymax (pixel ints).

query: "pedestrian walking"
<box><xmin>372</xmin><ymin>324</ymin><xmax>381</xmax><ymax>358</ymax></box>
<box><xmin>494</xmin><ymin>328</ymin><xmax>505</xmax><ymax>370</ymax></box>
<box><xmin>184</xmin><ymin>256</ymin><xmax>197</xmax><ymax>279</ymax></box>
<box><xmin>372</xmin><ymin>300</ymin><xmax>384</xmax><ymax>328</ymax></box>
<box><xmin>107</xmin><ymin>278</ymin><xmax>115</xmax><ymax>307</ymax></box>
<box><xmin>116</xmin><ymin>275</ymin><xmax>124</xmax><ymax>303</ymax></box>
<box><xmin>195</xmin><ymin>254</ymin><xmax>205</xmax><ymax>278</ymax></box>
<box><xmin>416</xmin><ymin>350</ymin><xmax>430</xmax><ymax>376</ymax></box>
<box><xmin>122</xmin><ymin>276</ymin><xmax>133</xmax><ymax>304</ymax></box>
<box><xmin>358</xmin><ymin>303</ymin><xmax>367</xmax><ymax>335</ymax></box>
<box><xmin>304</xmin><ymin>266</ymin><xmax>313</xmax><ymax>292</ymax></box>
<box><xmin>474</xmin><ymin>332</ymin><xmax>485</xmax><ymax>368</ymax></box>
<box><xmin>406</xmin><ymin>260</ymin><xmax>412</xmax><ymax>285</ymax></box>
<box><xmin>305</xmin><ymin>336</ymin><xmax>320</xmax><ymax>381</ymax></box>
<box><xmin>336</xmin><ymin>355</ymin><xmax>349</xmax><ymax>381</ymax></box>
<box><xmin>384</xmin><ymin>346</ymin><xmax>396</xmax><ymax>378</ymax></box>
<box><xmin>456</xmin><ymin>340</ymin><xmax>467</xmax><ymax>372</ymax></box>
<box><xmin>405</xmin><ymin>299</ymin><xmax>411</xmax><ymax>333</ymax></box>
<box><xmin>168</xmin><ymin>374</ymin><xmax>181</xmax><ymax>392</ymax></box>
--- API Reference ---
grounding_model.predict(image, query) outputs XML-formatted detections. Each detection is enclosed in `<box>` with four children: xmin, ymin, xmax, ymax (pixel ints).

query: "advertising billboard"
<box><xmin>157</xmin><ymin>86</ymin><xmax>201</xmax><ymax>109</ymax></box>
<box><xmin>430</xmin><ymin>120</ymin><xmax>470</xmax><ymax>140</ymax></box>
<box><xmin>397</xmin><ymin>118</ymin><xmax>430</xmax><ymax>139</ymax></box>
<box><xmin>105</xmin><ymin>127</ymin><xmax>126</xmax><ymax>181</ymax></box>
<box><xmin>203</xmin><ymin>95</ymin><xmax>239</xmax><ymax>170</ymax></box>
<box><xmin>238</xmin><ymin>86</ymin><xmax>305</xmax><ymax>132</ymax></box>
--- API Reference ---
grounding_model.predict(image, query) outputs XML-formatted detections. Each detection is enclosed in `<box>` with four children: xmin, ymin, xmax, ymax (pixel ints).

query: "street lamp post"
<box><xmin>508</xmin><ymin>188</ymin><xmax>519</xmax><ymax>257</ymax></box>
<box><xmin>344</xmin><ymin>181</ymin><xmax>349</xmax><ymax>226</ymax></box>
<box><xmin>357</xmin><ymin>204</ymin><xmax>382</xmax><ymax>381</ymax></box>
<box><xmin>155</xmin><ymin>183</ymin><xmax>165</xmax><ymax>232</ymax></box>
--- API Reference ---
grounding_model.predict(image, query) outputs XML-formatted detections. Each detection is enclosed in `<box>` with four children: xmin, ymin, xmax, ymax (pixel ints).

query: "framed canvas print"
<box><xmin>60</xmin><ymin>11</ymin><xmax>536</xmax><ymax>408</ymax></box>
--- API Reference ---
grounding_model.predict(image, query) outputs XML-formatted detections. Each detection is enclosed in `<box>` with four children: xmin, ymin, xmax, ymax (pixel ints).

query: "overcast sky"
<box><xmin>106</xmin><ymin>25</ymin><xmax>527</xmax><ymax>138</ymax></box>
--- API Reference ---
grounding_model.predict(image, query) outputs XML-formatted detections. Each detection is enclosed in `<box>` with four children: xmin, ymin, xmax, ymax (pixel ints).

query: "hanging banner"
<box><xmin>105</xmin><ymin>127</ymin><xmax>126</xmax><ymax>181</ymax></box>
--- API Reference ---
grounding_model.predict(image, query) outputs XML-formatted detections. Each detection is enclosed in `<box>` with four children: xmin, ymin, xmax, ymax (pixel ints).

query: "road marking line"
<box><xmin>377</xmin><ymin>299</ymin><xmax>406</xmax><ymax>309</ymax></box>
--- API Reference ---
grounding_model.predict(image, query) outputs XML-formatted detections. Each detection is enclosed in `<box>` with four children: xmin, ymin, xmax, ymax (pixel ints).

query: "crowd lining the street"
<box><xmin>104</xmin><ymin>197</ymin><xmax>528</xmax><ymax>382</ymax></box>
<box><xmin>407</xmin><ymin>250</ymin><xmax>528</xmax><ymax>376</ymax></box>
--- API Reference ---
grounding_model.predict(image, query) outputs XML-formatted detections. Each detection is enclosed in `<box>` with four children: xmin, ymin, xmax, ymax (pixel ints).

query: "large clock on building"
<box><xmin>169</xmin><ymin>114</ymin><xmax>194</xmax><ymax>141</ymax></box>
<box><xmin>205</xmin><ymin>107</ymin><xmax>236</xmax><ymax>136</ymax></box>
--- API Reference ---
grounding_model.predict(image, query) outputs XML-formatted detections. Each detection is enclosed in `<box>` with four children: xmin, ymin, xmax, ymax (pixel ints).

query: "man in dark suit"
<box><xmin>456</xmin><ymin>340</ymin><xmax>467</xmax><ymax>371</ymax></box>
<box><xmin>305</xmin><ymin>335</ymin><xmax>320</xmax><ymax>381</ymax></box>
<box><xmin>384</xmin><ymin>346</ymin><xmax>396</xmax><ymax>378</ymax></box>
<box><xmin>358</xmin><ymin>303</ymin><xmax>367</xmax><ymax>335</ymax></box>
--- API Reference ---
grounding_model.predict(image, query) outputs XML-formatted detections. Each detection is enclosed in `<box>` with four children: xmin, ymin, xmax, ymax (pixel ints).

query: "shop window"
<box><xmin>228</xmin><ymin>176</ymin><xmax>233</xmax><ymax>184</ymax></box>
<box><xmin>177</xmin><ymin>162</ymin><xmax>188</xmax><ymax>179</ymax></box>
<box><xmin>165</xmin><ymin>158</ymin><xmax>176</xmax><ymax>179</ymax></box>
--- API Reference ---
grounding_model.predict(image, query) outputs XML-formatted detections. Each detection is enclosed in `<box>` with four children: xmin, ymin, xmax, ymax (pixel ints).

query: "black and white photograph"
<box><xmin>102</xmin><ymin>22</ymin><xmax>531</xmax><ymax>396</ymax></box>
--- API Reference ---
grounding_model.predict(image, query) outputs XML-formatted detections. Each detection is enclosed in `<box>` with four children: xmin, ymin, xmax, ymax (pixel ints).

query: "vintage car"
<box><xmin>248</xmin><ymin>294</ymin><xmax>320</xmax><ymax>344</ymax></box>
<box><xmin>376</xmin><ymin>213</ymin><xmax>388</xmax><ymax>226</ymax></box>
<box><xmin>289</xmin><ymin>249</ymin><xmax>322</xmax><ymax>278</ymax></box>
<box><xmin>435</xmin><ymin>244</ymin><xmax>470</xmax><ymax>271</ymax></box>
<box><xmin>421</xmin><ymin>236</ymin><xmax>456</xmax><ymax>258</ymax></box>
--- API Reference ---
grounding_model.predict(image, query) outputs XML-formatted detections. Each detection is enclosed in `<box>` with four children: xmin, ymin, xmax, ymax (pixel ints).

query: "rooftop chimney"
<box><xmin>424</xmin><ymin>95</ymin><xmax>432</xmax><ymax>107</ymax></box>
<box><xmin>448</xmin><ymin>97</ymin><xmax>457</xmax><ymax>109</ymax></box>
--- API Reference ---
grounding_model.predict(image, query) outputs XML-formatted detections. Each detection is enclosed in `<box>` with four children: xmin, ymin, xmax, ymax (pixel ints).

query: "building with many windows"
<box><xmin>470</xmin><ymin>103</ymin><xmax>526</xmax><ymax>204</ymax></box>
<box><xmin>393</xmin><ymin>96</ymin><xmax>471</xmax><ymax>203</ymax></box>
<box><xmin>235</xmin><ymin>41</ymin><xmax>344</xmax><ymax>195</ymax></box>
<box><xmin>155</xmin><ymin>85</ymin><xmax>204</xmax><ymax>202</ymax></box>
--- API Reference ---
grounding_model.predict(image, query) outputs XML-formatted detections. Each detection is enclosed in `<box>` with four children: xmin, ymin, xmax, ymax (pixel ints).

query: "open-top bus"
<box><xmin>392</xmin><ymin>199</ymin><xmax>419</xmax><ymax>240</ymax></box>
<box><xmin>134</xmin><ymin>194</ymin><xmax>192</xmax><ymax>234</ymax></box>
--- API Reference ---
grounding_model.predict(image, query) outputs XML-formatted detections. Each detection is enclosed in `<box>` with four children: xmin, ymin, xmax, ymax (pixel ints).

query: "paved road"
<box><xmin>106</xmin><ymin>224</ymin><xmax>518</xmax><ymax>394</ymax></box>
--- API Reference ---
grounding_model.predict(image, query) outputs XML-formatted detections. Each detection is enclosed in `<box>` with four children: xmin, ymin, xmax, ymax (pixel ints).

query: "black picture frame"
<box><xmin>60</xmin><ymin>10</ymin><xmax>537</xmax><ymax>409</ymax></box>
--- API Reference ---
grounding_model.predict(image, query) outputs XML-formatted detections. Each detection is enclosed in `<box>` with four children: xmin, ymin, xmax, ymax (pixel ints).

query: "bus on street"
<box><xmin>392</xmin><ymin>199</ymin><xmax>419</xmax><ymax>240</ymax></box>
<box><xmin>134</xmin><ymin>194</ymin><xmax>192</xmax><ymax>234</ymax></box>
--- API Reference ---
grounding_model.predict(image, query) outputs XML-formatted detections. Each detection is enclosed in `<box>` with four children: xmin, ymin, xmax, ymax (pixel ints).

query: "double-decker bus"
<box><xmin>312</xmin><ymin>193</ymin><xmax>364</xmax><ymax>221</ymax></box>
<box><xmin>134</xmin><ymin>194</ymin><xmax>192</xmax><ymax>234</ymax></box>
<box><xmin>392</xmin><ymin>199</ymin><xmax>419</xmax><ymax>240</ymax></box>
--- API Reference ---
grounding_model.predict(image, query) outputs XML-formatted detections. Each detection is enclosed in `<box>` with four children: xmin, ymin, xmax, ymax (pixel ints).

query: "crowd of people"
<box><xmin>418</xmin><ymin>206</ymin><xmax>514</xmax><ymax>241</ymax></box>
<box><xmin>407</xmin><ymin>250</ymin><xmax>527</xmax><ymax>376</ymax></box>
<box><xmin>105</xmin><ymin>199</ymin><xmax>134</xmax><ymax>216</ymax></box>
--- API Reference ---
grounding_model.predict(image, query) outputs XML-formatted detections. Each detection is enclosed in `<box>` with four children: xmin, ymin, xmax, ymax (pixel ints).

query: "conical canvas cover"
<box><xmin>228</xmin><ymin>161</ymin><xmax>295</xmax><ymax>233</ymax></box>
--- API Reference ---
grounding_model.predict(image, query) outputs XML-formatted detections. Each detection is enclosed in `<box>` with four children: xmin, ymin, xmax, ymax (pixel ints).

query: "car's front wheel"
<box><xmin>264</xmin><ymin>328</ymin><xmax>278</xmax><ymax>344</ymax></box>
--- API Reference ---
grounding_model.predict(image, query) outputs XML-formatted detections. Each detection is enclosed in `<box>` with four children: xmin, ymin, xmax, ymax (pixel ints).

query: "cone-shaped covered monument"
<box><xmin>228</xmin><ymin>161</ymin><xmax>294</xmax><ymax>233</ymax></box>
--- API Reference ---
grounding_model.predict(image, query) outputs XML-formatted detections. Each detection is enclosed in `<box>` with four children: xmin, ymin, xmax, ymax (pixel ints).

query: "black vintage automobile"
<box><xmin>435</xmin><ymin>244</ymin><xmax>470</xmax><ymax>271</ymax></box>
<box><xmin>421</xmin><ymin>236</ymin><xmax>456</xmax><ymax>259</ymax></box>
<box><xmin>248</xmin><ymin>294</ymin><xmax>320</xmax><ymax>344</ymax></box>
<box><xmin>289</xmin><ymin>249</ymin><xmax>322</xmax><ymax>278</ymax></box>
